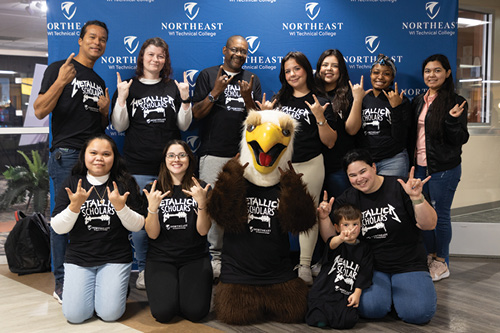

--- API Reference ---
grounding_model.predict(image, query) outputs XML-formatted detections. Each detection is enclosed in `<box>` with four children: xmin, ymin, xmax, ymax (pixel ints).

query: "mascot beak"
<box><xmin>246</xmin><ymin>121</ymin><xmax>291</xmax><ymax>174</ymax></box>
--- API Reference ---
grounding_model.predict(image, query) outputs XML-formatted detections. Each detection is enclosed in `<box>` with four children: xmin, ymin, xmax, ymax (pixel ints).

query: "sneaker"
<box><xmin>53</xmin><ymin>281</ymin><xmax>63</xmax><ymax>305</ymax></box>
<box><xmin>311</xmin><ymin>262</ymin><xmax>321</xmax><ymax>277</ymax></box>
<box><xmin>136</xmin><ymin>270</ymin><xmax>146</xmax><ymax>290</ymax></box>
<box><xmin>429</xmin><ymin>260</ymin><xmax>450</xmax><ymax>282</ymax></box>
<box><xmin>211</xmin><ymin>259</ymin><xmax>221</xmax><ymax>279</ymax></box>
<box><xmin>295</xmin><ymin>264</ymin><xmax>313</xmax><ymax>286</ymax></box>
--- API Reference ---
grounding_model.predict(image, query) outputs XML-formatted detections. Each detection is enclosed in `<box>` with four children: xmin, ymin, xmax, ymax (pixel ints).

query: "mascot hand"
<box><xmin>278</xmin><ymin>161</ymin><xmax>304</xmax><ymax>182</ymax></box>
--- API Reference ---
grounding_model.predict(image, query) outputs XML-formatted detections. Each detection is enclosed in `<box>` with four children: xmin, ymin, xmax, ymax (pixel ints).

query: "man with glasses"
<box><xmin>193</xmin><ymin>35</ymin><xmax>262</xmax><ymax>279</ymax></box>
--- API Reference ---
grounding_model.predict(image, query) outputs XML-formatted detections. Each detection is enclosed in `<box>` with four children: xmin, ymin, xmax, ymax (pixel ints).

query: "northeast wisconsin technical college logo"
<box><xmin>305</xmin><ymin>2</ymin><xmax>321</xmax><ymax>21</ymax></box>
<box><xmin>365</xmin><ymin>36</ymin><xmax>380</xmax><ymax>54</ymax></box>
<box><xmin>425</xmin><ymin>2</ymin><xmax>440</xmax><ymax>20</ymax></box>
<box><xmin>124</xmin><ymin>36</ymin><xmax>139</xmax><ymax>55</ymax></box>
<box><xmin>185</xmin><ymin>70</ymin><xmax>199</xmax><ymax>88</ymax></box>
<box><xmin>61</xmin><ymin>1</ymin><xmax>77</xmax><ymax>20</ymax></box>
<box><xmin>184</xmin><ymin>2</ymin><xmax>200</xmax><ymax>21</ymax></box>
<box><xmin>246</xmin><ymin>36</ymin><xmax>260</xmax><ymax>55</ymax></box>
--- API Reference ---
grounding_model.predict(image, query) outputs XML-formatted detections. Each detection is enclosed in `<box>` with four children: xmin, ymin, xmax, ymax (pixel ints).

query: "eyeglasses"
<box><xmin>228</xmin><ymin>47</ymin><xmax>248</xmax><ymax>56</ymax></box>
<box><xmin>166</xmin><ymin>152</ymin><xmax>188</xmax><ymax>160</ymax></box>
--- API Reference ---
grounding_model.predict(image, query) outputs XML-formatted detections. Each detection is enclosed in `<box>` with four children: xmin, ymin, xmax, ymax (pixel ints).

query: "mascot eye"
<box><xmin>247</xmin><ymin>124</ymin><xmax>256</xmax><ymax>132</ymax></box>
<box><xmin>282</xmin><ymin>129</ymin><xmax>291</xmax><ymax>137</ymax></box>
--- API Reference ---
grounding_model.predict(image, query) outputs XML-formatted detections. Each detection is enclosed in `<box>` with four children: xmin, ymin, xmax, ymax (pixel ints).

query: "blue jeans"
<box><xmin>48</xmin><ymin>148</ymin><xmax>80</xmax><ymax>286</ymax></box>
<box><xmin>323</xmin><ymin>169</ymin><xmax>351</xmax><ymax>198</ymax></box>
<box><xmin>62</xmin><ymin>262</ymin><xmax>132</xmax><ymax>323</ymax></box>
<box><xmin>131</xmin><ymin>174</ymin><xmax>157</xmax><ymax>272</ymax></box>
<box><xmin>415</xmin><ymin>164</ymin><xmax>461</xmax><ymax>260</ymax></box>
<box><xmin>359</xmin><ymin>270</ymin><xmax>436</xmax><ymax>324</ymax></box>
<box><xmin>375</xmin><ymin>149</ymin><xmax>409</xmax><ymax>178</ymax></box>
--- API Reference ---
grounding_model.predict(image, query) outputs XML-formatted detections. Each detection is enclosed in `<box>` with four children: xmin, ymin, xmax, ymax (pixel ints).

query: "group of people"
<box><xmin>33</xmin><ymin>19</ymin><xmax>468</xmax><ymax>328</ymax></box>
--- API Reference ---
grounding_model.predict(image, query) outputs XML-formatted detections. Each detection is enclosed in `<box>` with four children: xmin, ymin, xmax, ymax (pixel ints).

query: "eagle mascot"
<box><xmin>207</xmin><ymin>109</ymin><xmax>317</xmax><ymax>324</ymax></box>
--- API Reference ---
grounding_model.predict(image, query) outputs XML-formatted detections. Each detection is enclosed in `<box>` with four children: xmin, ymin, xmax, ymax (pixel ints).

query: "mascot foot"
<box><xmin>295</xmin><ymin>264</ymin><xmax>313</xmax><ymax>286</ymax></box>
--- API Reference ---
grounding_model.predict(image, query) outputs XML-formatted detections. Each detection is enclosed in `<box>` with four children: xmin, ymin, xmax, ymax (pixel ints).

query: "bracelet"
<box><xmin>411</xmin><ymin>195</ymin><xmax>425</xmax><ymax>205</ymax></box>
<box><xmin>181</xmin><ymin>96</ymin><xmax>191</xmax><ymax>103</ymax></box>
<box><xmin>198</xmin><ymin>206</ymin><xmax>206</xmax><ymax>210</ymax></box>
<box><xmin>147</xmin><ymin>207</ymin><xmax>159</xmax><ymax>214</ymax></box>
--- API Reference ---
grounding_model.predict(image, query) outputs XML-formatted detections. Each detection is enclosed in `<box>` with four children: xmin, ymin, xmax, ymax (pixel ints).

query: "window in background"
<box><xmin>457</xmin><ymin>9</ymin><xmax>493</xmax><ymax>124</ymax></box>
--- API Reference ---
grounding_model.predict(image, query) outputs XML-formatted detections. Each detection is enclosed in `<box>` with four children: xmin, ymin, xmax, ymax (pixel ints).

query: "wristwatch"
<box><xmin>317</xmin><ymin>119</ymin><xmax>326</xmax><ymax>126</ymax></box>
<box><xmin>208</xmin><ymin>92</ymin><xmax>217</xmax><ymax>103</ymax></box>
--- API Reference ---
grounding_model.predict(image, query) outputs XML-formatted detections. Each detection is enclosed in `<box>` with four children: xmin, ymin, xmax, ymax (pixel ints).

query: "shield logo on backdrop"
<box><xmin>305</xmin><ymin>2</ymin><xmax>321</xmax><ymax>21</ymax></box>
<box><xmin>184</xmin><ymin>2</ymin><xmax>200</xmax><ymax>21</ymax></box>
<box><xmin>425</xmin><ymin>2</ymin><xmax>440</xmax><ymax>20</ymax></box>
<box><xmin>124</xmin><ymin>36</ymin><xmax>139</xmax><ymax>55</ymax></box>
<box><xmin>365</xmin><ymin>36</ymin><xmax>380</xmax><ymax>54</ymax></box>
<box><xmin>61</xmin><ymin>2</ymin><xmax>76</xmax><ymax>20</ymax></box>
<box><xmin>246</xmin><ymin>36</ymin><xmax>260</xmax><ymax>55</ymax></box>
<box><xmin>185</xmin><ymin>70</ymin><xmax>199</xmax><ymax>88</ymax></box>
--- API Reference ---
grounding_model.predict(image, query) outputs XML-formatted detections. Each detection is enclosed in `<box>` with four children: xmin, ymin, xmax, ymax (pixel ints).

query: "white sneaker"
<box><xmin>211</xmin><ymin>259</ymin><xmax>221</xmax><ymax>279</ymax></box>
<box><xmin>295</xmin><ymin>264</ymin><xmax>313</xmax><ymax>286</ymax></box>
<box><xmin>429</xmin><ymin>260</ymin><xmax>450</xmax><ymax>282</ymax></box>
<box><xmin>136</xmin><ymin>270</ymin><xmax>146</xmax><ymax>290</ymax></box>
<box><xmin>311</xmin><ymin>262</ymin><xmax>321</xmax><ymax>277</ymax></box>
<box><xmin>53</xmin><ymin>291</ymin><xmax>62</xmax><ymax>305</ymax></box>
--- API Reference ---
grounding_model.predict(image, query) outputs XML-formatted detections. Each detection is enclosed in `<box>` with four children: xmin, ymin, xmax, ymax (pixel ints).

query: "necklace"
<box><xmin>93</xmin><ymin>180</ymin><xmax>109</xmax><ymax>204</ymax></box>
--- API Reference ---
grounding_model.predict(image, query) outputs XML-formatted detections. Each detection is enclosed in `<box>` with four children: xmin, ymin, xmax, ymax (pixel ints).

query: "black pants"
<box><xmin>145</xmin><ymin>256</ymin><xmax>213</xmax><ymax>323</ymax></box>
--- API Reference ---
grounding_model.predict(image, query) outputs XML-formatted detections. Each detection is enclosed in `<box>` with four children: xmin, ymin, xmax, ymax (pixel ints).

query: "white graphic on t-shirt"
<box><xmin>281</xmin><ymin>106</ymin><xmax>311</xmax><ymax>124</ymax></box>
<box><xmin>224</xmin><ymin>84</ymin><xmax>246</xmax><ymax>112</ymax></box>
<box><xmin>131</xmin><ymin>95</ymin><xmax>176</xmax><ymax>122</ymax></box>
<box><xmin>362</xmin><ymin>107</ymin><xmax>391</xmax><ymax>135</ymax></box>
<box><xmin>361</xmin><ymin>204</ymin><xmax>401</xmax><ymax>238</ymax></box>
<box><xmin>329</xmin><ymin>254</ymin><xmax>360</xmax><ymax>294</ymax></box>
<box><xmin>71</xmin><ymin>78</ymin><xmax>104</xmax><ymax>113</ymax></box>
<box><xmin>160</xmin><ymin>196</ymin><xmax>195</xmax><ymax>231</ymax></box>
<box><xmin>246</xmin><ymin>196</ymin><xmax>278</xmax><ymax>234</ymax></box>
<box><xmin>81</xmin><ymin>198</ymin><xmax>115</xmax><ymax>232</ymax></box>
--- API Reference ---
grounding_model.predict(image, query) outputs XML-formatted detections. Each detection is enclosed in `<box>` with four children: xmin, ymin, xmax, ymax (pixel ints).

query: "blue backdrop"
<box><xmin>46</xmin><ymin>0</ymin><xmax>458</xmax><ymax>152</ymax></box>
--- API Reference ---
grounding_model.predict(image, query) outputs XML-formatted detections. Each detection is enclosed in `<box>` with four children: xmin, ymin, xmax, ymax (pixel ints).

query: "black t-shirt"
<box><xmin>192</xmin><ymin>65</ymin><xmax>262</xmax><ymax>157</ymax></box>
<box><xmin>221</xmin><ymin>181</ymin><xmax>296</xmax><ymax>285</ymax></box>
<box><xmin>52</xmin><ymin>175</ymin><xmax>142</xmax><ymax>266</ymax></box>
<box><xmin>279</xmin><ymin>92</ymin><xmax>336</xmax><ymax>163</ymax></box>
<box><xmin>144</xmin><ymin>183</ymin><xmax>209</xmax><ymax>264</ymax></box>
<box><xmin>332</xmin><ymin>177</ymin><xmax>428</xmax><ymax>274</ymax></box>
<box><xmin>309</xmin><ymin>240</ymin><xmax>372</xmax><ymax>299</ymax></box>
<box><xmin>111</xmin><ymin>79</ymin><xmax>182</xmax><ymax>175</ymax></box>
<box><xmin>323</xmin><ymin>89</ymin><xmax>357</xmax><ymax>173</ymax></box>
<box><xmin>39</xmin><ymin>59</ymin><xmax>106</xmax><ymax>150</ymax></box>
<box><xmin>358</xmin><ymin>91</ymin><xmax>411</xmax><ymax>161</ymax></box>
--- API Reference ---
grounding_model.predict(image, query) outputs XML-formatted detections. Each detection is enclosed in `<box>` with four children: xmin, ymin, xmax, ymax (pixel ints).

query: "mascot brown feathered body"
<box><xmin>208</xmin><ymin>110</ymin><xmax>317</xmax><ymax>325</ymax></box>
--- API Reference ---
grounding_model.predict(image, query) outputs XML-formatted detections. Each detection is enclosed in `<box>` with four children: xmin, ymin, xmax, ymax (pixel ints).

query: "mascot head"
<box><xmin>240</xmin><ymin>110</ymin><xmax>298</xmax><ymax>187</ymax></box>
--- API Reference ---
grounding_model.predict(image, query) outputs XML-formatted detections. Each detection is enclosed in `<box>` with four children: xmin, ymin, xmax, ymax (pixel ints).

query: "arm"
<box><xmin>345</xmin><ymin>76</ymin><xmax>371</xmax><ymax>135</ymax></box>
<box><xmin>52</xmin><ymin>178</ymin><xmax>92</xmax><ymax>234</ymax></box>
<box><xmin>175</xmin><ymin>71</ymin><xmax>194</xmax><ymax>131</ymax></box>
<box><xmin>238</xmin><ymin>75</ymin><xmax>259</xmax><ymax>111</ymax></box>
<box><xmin>107</xmin><ymin>181</ymin><xmax>145</xmax><ymax>232</ymax></box>
<box><xmin>110</xmin><ymin>73</ymin><xmax>133</xmax><ymax>132</ymax></box>
<box><xmin>193</xmin><ymin>66</ymin><xmax>234</xmax><ymax>120</ymax></box>
<box><xmin>182</xmin><ymin>178</ymin><xmax>211</xmax><ymax>236</ymax></box>
<box><xmin>34</xmin><ymin>54</ymin><xmax>76</xmax><ymax>119</ymax></box>
<box><xmin>305</xmin><ymin>95</ymin><xmax>337</xmax><ymax>149</ymax></box>
<box><xmin>443</xmin><ymin>98</ymin><xmax>469</xmax><ymax>146</ymax></box>
<box><xmin>143</xmin><ymin>180</ymin><xmax>169</xmax><ymax>239</ymax></box>
<box><xmin>347</xmin><ymin>288</ymin><xmax>362</xmax><ymax>308</ymax></box>
<box><xmin>318</xmin><ymin>190</ymin><xmax>336</xmax><ymax>242</ymax></box>
<box><xmin>397</xmin><ymin>167</ymin><xmax>437</xmax><ymax>230</ymax></box>
<box><xmin>51</xmin><ymin>208</ymin><xmax>79</xmax><ymax>234</ymax></box>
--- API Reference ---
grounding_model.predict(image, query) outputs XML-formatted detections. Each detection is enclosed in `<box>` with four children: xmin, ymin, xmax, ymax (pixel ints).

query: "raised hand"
<box><xmin>238</xmin><ymin>74</ymin><xmax>254</xmax><ymax>102</ymax></box>
<box><xmin>175</xmin><ymin>71</ymin><xmax>190</xmax><ymax>101</ymax></box>
<box><xmin>382</xmin><ymin>82</ymin><xmax>405</xmax><ymax>108</ymax></box>
<box><xmin>255</xmin><ymin>92</ymin><xmax>277</xmax><ymax>110</ymax></box>
<box><xmin>397</xmin><ymin>166</ymin><xmax>431</xmax><ymax>199</ymax></box>
<box><xmin>107</xmin><ymin>181</ymin><xmax>129</xmax><ymax>211</ymax></box>
<box><xmin>98</xmin><ymin>87</ymin><xmax>110</xmax><ymax>116</ymax></box>
<box><xmin>116</xmin><ymin>72</ymin><xmax>133</xmax><ymax>106</ymax></box>
<box><xmin>449</xmin><ymin>100</ymin><xmax>467</xmax><ymax>118</ymax></box>
<box><xmin>349</xmin><ymin>75</ymin><xmax>372</xmax><ymax>101</ymax></box>
<box><xmin>143</xmin><ymin>180</ymin><xmax>170</xmax><ymax>212</ymax></box>
<box><xmin>66</xmin><ymin>179</ymin><xmax>93</xmax><ymax>213</ymax></box>
<box><xmin>317</xmin><ymin>190</ymin><xmax>334</xmax><ymax>220</ymax></box>
<box><xmin>212</xmin><ymin>65</ymin><xmax>234</xmax><ymax>98</ymax></box>
<box><xmin>304</xmin><ymin>94</ymin><xmax>329</xmax><ymax>121</ymax></box>
<box><xmin>182</xmin><ymin>177</ymin><xmax>211</xmax><ymax>210</ymax></box>
<box><xmin>57</xmin><ymin>53</ymin><xmax>77</xmax><ymax>86</ymax></box>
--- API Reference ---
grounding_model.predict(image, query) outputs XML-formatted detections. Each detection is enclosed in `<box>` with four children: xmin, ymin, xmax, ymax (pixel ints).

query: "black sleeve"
<box><xmin>443</xmin><ymin>95</ymin><xmax>469</xmax><ymax>146</ymax></box>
